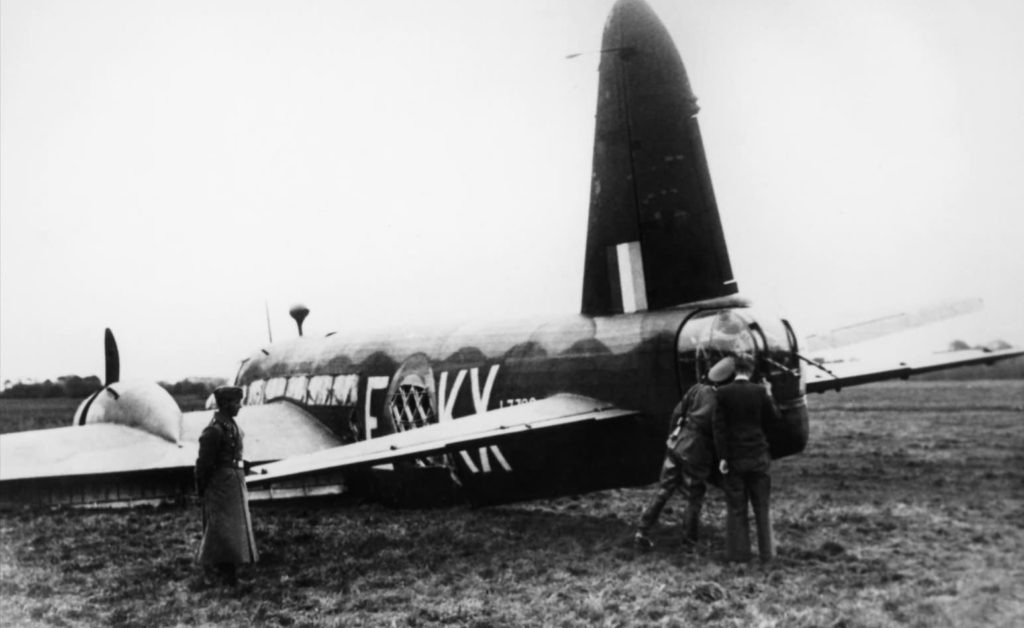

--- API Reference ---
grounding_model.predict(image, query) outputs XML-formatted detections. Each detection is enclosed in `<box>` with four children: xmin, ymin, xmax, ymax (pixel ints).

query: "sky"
<box><xmin>2</xmin><ymin>0</ymin><xmax>1022</xmax><ymax>384</ymax></box>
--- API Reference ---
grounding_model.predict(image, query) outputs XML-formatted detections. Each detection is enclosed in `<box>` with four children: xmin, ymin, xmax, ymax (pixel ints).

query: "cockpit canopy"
<box><xmin>677</xmin><ymin>308</ymin><xmax>800</xmax><ymax>386</ymax></box>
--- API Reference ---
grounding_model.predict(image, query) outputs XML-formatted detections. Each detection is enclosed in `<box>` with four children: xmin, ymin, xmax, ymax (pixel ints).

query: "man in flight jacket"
<box><xmin>635</xmin><ymin>357</ymin><xmax>736</xmax><ymax>550</ymax></box>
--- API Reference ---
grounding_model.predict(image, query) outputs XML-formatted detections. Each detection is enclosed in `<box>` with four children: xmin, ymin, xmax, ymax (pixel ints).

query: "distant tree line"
<box><xmin>0</xmin><ymin>375</ymin><xmax>103</xmax><ymax>399</ymax></box>
<box><xmin>913</xmin><ymin>340</ymin><xmax>1023</xmax><ymax>381</ymax></box>
<box><xmin>915</xmin><ymin>355</ymin><xmax>1024</xmax><ymax>381</ymax></box>
<box><xmin>0</xmin><ymin>376</ymin><xmax>225</xmax><ymax>399</ymax></box>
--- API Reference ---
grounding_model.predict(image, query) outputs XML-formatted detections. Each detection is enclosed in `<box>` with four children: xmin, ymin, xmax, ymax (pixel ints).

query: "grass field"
<box><xmin>1</xmin><ymin>381</ymin><xmax>1022</xmax><ymax>627</ymax></box>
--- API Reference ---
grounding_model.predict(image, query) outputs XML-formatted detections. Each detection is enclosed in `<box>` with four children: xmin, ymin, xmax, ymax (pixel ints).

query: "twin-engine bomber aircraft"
<box><xmin>1</xmin><ymin>0</ymin><xmax>1020</xmax><ymax>508</ymax></box>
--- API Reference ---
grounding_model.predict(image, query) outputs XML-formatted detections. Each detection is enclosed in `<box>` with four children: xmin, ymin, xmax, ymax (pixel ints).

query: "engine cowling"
<box><xmin>73</xmin><ymin>380</ymin><xmax>183</xmax><ymax>444</ymax></box>
<box><xmin>765</xmin><ymin>365</ymin><xmax>809</xmax><ymax>459</ymax></box>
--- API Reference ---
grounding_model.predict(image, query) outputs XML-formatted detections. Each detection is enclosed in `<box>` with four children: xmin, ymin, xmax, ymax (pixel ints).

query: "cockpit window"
<box><xmin>709</xmin><ymin>310</ymin><xmax>757</xmax><ymax>357</ymax></box>
<box><xmin>677</xmin><ymin>310</ymin><xmax>758</xmax><ymax>382</ymax></box>
<box><xmin>748</xmin><ymin>316</ymin><xmax>800</xmax><ymax>378</ymax></box>
<box><xmin>677</xmin><ymin>307</ymin><xmax>803</xmax><ymax>396</ymax></box>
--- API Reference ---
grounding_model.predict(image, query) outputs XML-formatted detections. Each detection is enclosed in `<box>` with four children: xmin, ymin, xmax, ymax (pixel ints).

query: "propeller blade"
<box><xmin>104</xmin><ymin>328</ymin><xmax>120</xmax><ymax>385</ymax></box>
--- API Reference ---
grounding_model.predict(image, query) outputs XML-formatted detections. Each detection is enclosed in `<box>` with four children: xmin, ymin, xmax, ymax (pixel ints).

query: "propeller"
<box><xmin>104</xmin><ymin>328</ymin><xmax>120</xmax><ymax>385</ymax></box>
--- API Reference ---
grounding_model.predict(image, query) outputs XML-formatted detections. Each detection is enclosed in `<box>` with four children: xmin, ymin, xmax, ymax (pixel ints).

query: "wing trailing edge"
<box><xmin>805</xmin><ymin>347</ymin><xmax>1024</xmax><ymax>393</ymax></box>
<box><xmin>248</xmin><ymin>394</ymin><xmax>639</xmax><ymax>486</ymax></box>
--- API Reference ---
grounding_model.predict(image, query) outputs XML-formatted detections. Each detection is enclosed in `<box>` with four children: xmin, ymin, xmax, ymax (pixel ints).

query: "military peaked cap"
<box><xmin>213</xmin><ymin>385</ymin><xmax>244</xmax><ymax>405</ymax></box>
<box><xmin>708</xmin><ymin>357</ymin><xmax>736</xmax><ymax>384</ymax></box>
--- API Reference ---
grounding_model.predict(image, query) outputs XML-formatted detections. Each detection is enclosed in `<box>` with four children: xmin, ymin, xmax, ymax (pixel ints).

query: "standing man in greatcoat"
<box><xmin>713</xmin><ymin>354</ymin><xmax>779</xmax><ymax>564</ymax></box>
<box><xmin>195</xmin><ymin>385</ymin><xmax>258</xmax><ymax>585</ymax></box>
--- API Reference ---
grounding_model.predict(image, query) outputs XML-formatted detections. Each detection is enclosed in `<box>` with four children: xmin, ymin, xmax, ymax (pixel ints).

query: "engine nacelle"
<box><xmin>766</xmin><ymin>365</ymin><xmax>809</xmax><ymax>459</ymax></box>
<box><xmin>73</xmin><ymin>380</ymin><xmax>183</xmax><ymax>444</ymax></box>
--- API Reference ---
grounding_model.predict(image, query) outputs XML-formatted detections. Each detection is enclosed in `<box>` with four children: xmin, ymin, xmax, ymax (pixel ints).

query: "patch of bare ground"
<box><xmin>1</xmin><ymin>381</ymin><xmax>1021</xmax><ymax>627</ymax></box>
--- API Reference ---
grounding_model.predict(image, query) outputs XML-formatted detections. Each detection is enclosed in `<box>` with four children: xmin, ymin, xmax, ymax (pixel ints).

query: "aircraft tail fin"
<box><xmin>581</xmin><ymin>0</ymin><xmax>737</xmax><ymax>316</ymax></box>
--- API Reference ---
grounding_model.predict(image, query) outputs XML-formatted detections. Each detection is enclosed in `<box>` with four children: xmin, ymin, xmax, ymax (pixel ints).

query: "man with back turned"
<box><xmin>195</xmin><ymin>385</ymin><xmax>258</xmax><ymax>586</ymax></box>
<box><xmin>713</xmin><ymin>354</ymin><xmax>779</xmax><ymax>564</ymax></box>
<box><xmin>634</xmin><ymin>357</ymin><xmax>735</xmax><ymax>551</ymax></box>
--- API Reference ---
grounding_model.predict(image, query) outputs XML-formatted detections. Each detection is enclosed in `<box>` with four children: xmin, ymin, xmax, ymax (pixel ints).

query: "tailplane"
<box><xmin>581</xmin><ymin>0</ymin><xmax>737</xmax><ymax>316</ymax></box>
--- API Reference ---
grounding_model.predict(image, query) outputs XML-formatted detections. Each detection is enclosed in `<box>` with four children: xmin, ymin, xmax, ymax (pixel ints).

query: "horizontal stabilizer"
<box><xmin>249</xmin><ymin>394</ymin><xmax>638</xmax><ymax>486</ymax></box>
<box><xmin>805</xmin><ymin>347</ymin><xmax>1024</xmax><ymax>393</ymax></box>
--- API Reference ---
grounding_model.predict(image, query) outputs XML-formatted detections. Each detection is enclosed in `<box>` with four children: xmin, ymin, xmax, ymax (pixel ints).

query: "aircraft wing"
<box><xmin>0</xmin><ymin>401</ymin><xmax>343</xmax><ymax>483</ymax></box>
<box><xmin>181</xmin><ymin>402</ymin><xmax>345</xmax><ymax>463</ymax></box>
<box><xmin>0</xmin><ymin>424</ymin><xmax>197</xmax><ymax>481</ymax></box>
<box><xmin>248</xmin><ymin>393</ymin><xmax>638</xmax><ymax>486</ymax></box>
<box><xmin>802</xmin><ymin>298</ymin><xmax>983</xmax><ymax>353</ymax></box>
<box><xmin>804</xmin><ymin>347</ymin><xmax>1024</xmax><ymax>393</ymax></box>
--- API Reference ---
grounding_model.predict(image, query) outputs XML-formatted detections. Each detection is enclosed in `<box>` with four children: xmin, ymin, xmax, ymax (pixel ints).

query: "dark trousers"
<box><xmin>639</xmin><ymin>449</ymin><xmax>709</xmax><ymax>542</ymax></box>
<box><xmin>722</xmin><ymin>469</ymin><xmax>773</xmax><ymax>563</ymax></box>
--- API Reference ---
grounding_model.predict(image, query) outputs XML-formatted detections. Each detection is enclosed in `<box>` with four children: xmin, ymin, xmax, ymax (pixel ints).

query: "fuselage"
<box><xmin>232</xmin><ymin>296</ymin><xmax>807</xmax><ymax>505</ymax></box>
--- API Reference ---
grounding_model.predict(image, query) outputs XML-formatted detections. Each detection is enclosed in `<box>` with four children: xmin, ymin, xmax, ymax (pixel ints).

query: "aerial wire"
<box><xmin>265</xmin><ymin>300</ymin><xmax>274</xmax><ymax>344</ymax></box>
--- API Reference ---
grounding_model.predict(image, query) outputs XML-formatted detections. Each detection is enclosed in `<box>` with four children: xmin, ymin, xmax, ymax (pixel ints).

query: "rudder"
<box><xmin>581</xmin><ymin>0</ymin><xmax>737</xmax><ymax>316</ymax></box>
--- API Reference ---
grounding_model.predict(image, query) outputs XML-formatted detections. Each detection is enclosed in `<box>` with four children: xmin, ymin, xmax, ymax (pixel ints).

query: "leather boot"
<box><xmin>217</xmin><ymin>563</ymin><xmax>238</xmax><ymax>587</ymax></box>
<box><xmin>681</xmin><ymin>501</ymin><xmax>702</xmax><ymax>545</ymax></box>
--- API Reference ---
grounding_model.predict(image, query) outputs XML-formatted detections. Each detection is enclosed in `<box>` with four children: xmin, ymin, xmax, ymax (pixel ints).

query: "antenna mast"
<box><xmin>265</xmin><ymin>301</ymin><xmax>273</xmax><ymax>343</ymax></box>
